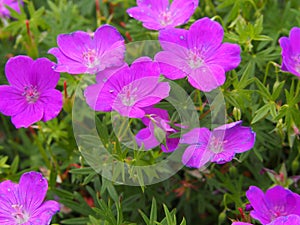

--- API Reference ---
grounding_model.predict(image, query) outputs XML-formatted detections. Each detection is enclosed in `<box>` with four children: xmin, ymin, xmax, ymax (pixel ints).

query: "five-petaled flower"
<box><xmin>135</xmin><ymin>106</ymin><xmax>179</xmax><ymax>151</ymax></box>
<box><xmin>127</xmin><ymin>0</ymin><xmax>198</xmax><ymax>30</ymax></box>
<box><xmin>0</xmin><ymin>171</ymin><xmax>60</xmax><ymax>225</ymax></box>
<box><xmin>48</xmin><ymin>24</ymin><xmax>125</xmax><ymax>75</ymax></box>
<box><xmin>180</xmin><ymin>121</ymin><xmax>255</xmax><ymax>168</ymax></box>
<box><xmin>279</xmin><ymin>27</ymin><xmax>300</xmax><ymax>77</ymax></box>
<box><xmin>84</xmin><ymin>57</ymin><xmax>170</xmax><ymax>118</ymax></box>
<box><xmin>0</xmin><ymin>0</ymin><xmax>23</xmax><ymax>18</ymax></box>
<box><xmin>0</xmin><ymin>56</ymin><xmax>63</xmax><ymax>128</ymax></box>
<box><xmin>246</xmin><ymin>185</ymin><xmax>300</xmax><ymax>225</ymax></box>
<box><xmin>155</xmin><ymin>17</ymin><xmax>241</xmax><ymax>92</ymax></box>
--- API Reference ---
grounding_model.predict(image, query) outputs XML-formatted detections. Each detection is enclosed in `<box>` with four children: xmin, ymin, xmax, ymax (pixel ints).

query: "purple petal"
<box><xmin>29</xmin><ymin>200</ymin><xmax>60</xmax><ymax>225</ymax></box>
<box><xmin>170</xmin><ymin>0</ymin><xmax>196</xmax><ymax>26</ymax></box>
<box><xmin>136</xmin><ymin>127</ymin><xmax>161</xmax><ymax>150</ymax></box>
<box><xmin>18</xmin><ymin>172</ymin><xmax>48</xmax><ymax>212</ymax></box>
<box><xmin>210</xmin><ymin>147</ymin><xmax>235</xmax><ymax>164</ymax></box>
<box><xmin>137</xmin><ymin>0</ymin><xmax>169</xmax><ymax>12</ymax></box>
<box><xmin>159</xmin><ymin>28</ymin><xmax>189</xmax><ymax>50</ymax></box>
<box><xmin>265</xmin><ymin>186</ymin><xmax>300</xmax><ymax>217</ymax></box>
<box><xmin>130</xmin><ymin>59</ymin><xmax>161</xmax><ymax>79</ymax></box>
<box><xmin>162</xmin><ymin>135</ymin><xmax>179</xmax><ymax>153</ymax></box>
<box><xmin>5</xmin><ymin>55</ymin><xmax>33</xmax><ymax>90</ymax></box>
<box><xmin>96</xmin><ymin>64</ymin><xmax>127</xmax><ymax>83</ymax></box>
<box><xmin>187</xmin><ymin>18</ymin><xmax>224</xmax><ymax>57</ymax></box>
<box><xmin>57</xmin><ymin>31</ymin><xmax>93</xmax><ymax>62</ymax></box>
<box><xmin>268</xmin><ymin>215</ymin><xmax>300</xmax><ymax>225</ymax></box>
<box><xmin>289</xmin><ymin>27</ymin><xmax>300</xmax><ymax>54</ymax></box>
<box><xmin>84</xmin><ymin>83</ymin><xmax>113</xmax><ymax>111</ymax></box>
<box><xmin>0</xmin><ymin>85</ymin><xmax>27</xmax><ymax>116</ymax></box>
<box><xmin>187</xmin><ymin>64</ymin><xmax>226</xmax><ymax>92</ymax></box>
<box><xmin>180</xmin><ymin>127</ymin><xmax>210</xmax><ymax>145</ymax></box>
<box><xmin>0</xmin><ymin>180</ymin><xmax>19</xmax><ymax>220</ymax></box>
<box><xmin>48</xmin><ymin>48</ymin><xmax>87</xmax><ymax>74</ymax></box>
<box><xmin>94</xmin><ymin>25</ymin><xmax>125</xmax><ymax>56</ymax></box>
<box><xmin>246</xmin><ymin>186</ymin><xmax>272</xmax><ymax>224</ymax></box>
<box><xmin>142</xmin><ymin>106</ymin><xmax>170</xmax><ymax>126</ymax></box>
<box><xmin>11</xmin><ymin>102</ymin><xmax>44</xmax><ymax>128</ymax></box>
<box><xmin>232</xmin><ymin>223</ymin><xmax>253</xmax><ymax>225</ymax></box>
<box><xmin>182</xmin><ymin>145</ymin><xmax>212</xmax><ymax>168</ymax></box>
<box><xmin>30</xmin><ymin>58</ymin><xmax>60</xmax><ymax>91</ymax></box>
<box><xmin>39</xmin><ymin>89</ymin><xmax>63</xmax><ymax>122</ymax></box>
<box><xmin>207</xmin><ymin>43</ymin><xmax>241</xmax><ymax>71</ymax></box>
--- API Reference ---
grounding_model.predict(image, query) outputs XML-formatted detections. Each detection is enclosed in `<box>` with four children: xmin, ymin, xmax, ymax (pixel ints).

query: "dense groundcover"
<box><xmin>0</xmin><ymin>0</ymin><xmax>300</xmax><ymax>224</ymax></box>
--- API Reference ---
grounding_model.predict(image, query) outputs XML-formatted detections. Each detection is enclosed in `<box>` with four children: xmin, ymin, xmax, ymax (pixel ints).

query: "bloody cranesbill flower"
<box><xmin>0</xmin><ymin>56</ymin><xmax>63</xmax><ymax>128</ymax></box>
<box><xmin>0</xmin><ymin>0</ymin><xmax>22</xmax><ymax>18</ymax></box>
<box><xmin>84</xmin><ymin>57</ymin><xmax>170</xmax><ymax>118</ymax></box>
<box><xmin>155</xmin><ymin>17</ymin><xmax>241</xmax><ymax>92</ymax></box>
<box><xmin>0</xmin><ymin>171</ymin><xmax>60</xmax><ymax>224</ymax></box>
<box><xmin>232</xmin><ymin>215</ymin><xmax>300</xmax><ymax>225</ymax></box>
<box><xmin>180</xmin><ymin>121</ymin><xmax>255</xmax><ymax>168</ymax></box>
<box><xmin>135</xmin><ymin>106</ymin><xmax>179</xmax><ymax>151</ymax></box>
<box><xmin>127</xmin><ymin>0</ymin><xmax>198</xmax><ymax>31</ymax></box>
<box><xmin>279</xmin><ymin>27</ymin><xmax>300</xmax><ymax>77</ymax></box>
<box><xmin>246</xmin><ymin>185</ymin><xmax>300</xmax><ymax>225</ymax></box>
<box><xmin>48</xmin><ymin>24</ymin><xmax>125</xmax><ymax>75</ymax></box>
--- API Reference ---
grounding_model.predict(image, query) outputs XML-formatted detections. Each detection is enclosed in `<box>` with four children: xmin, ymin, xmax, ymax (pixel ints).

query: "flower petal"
<box><xmin>29</xmin><ymin>200</ymin><xmax>60</xmax><ymax>225</ymax></box>
<box><xmin>246</xmin><ymin>186</ymin><xmax>272</xmax><ymax>224</ymax></box>
<box><xmin>187</xmin><ymin>64</ymin><xmax>226</xmax><ymax>92</ymax></box>
<box><xmin>57</xmin><ymin>31</ymin><xmax>93</xmax><ymax>62</ymax></box>
<box><xmin>48</xmin><ymin>48</ymin><xmax>87</xmax><ymax>74</ymax></box>
<box><xmin>39</xmin><ymin>89</ymin><xmax>63</xmax><ymax>122</ymax></box>
<box><xmin>162</xmin><ymin>135</ymin><xmax>179</xmax><ymax>153</ymax></box>
<box><xmin>137</xmin><ymin>0</ymin><xmax>169</xmax><ymax>12</ymax></box>
<box><xmin>180</xmin><ymin>127</ymin><xmax>210</xmax><ymax>145</ymax></box>
<box><xmin>11</xmin><ymin>102</ymin><xmax>44</xmax><ymax>128</ymax></box>
<box><xmin>84</xmin><ymin>83</ymin><xmax>113</xmax><ymax>111</ymax></box>
<box><xmin>289</xmin><ymin>27</ymin><xmax>300</xmax><ymax>54</ymax></box>
<box><xmin>207</xmin><ymin>43</ymin><xmax>241</xmax><ymax>71</ymax></box>
<box><xmin>5</xmin><ymin>55</ymin><xmax>33</xmax><ymax>90</ymax></box>
<box><xmin>0</xmin><ymin>85</ymin><xmax>27</xmax><ymax>116</ymax></box>
<box><xmin>136</xmin><ymin>127</ymin><xmax>161</xmax><ymax>150</ymax></box>
<box><xmin>18</xmin><ymin>172</ymin><xmax>48</xmax><ymax>212</ymax></box>
<box><xmin>210</xmin><ymin>147</ymin><xmax>235</xmax><ymax>164</ymax></box>
<box><xmin>30</xmin><ymin>58</ymin><xmax>60</xmax><ymax>91</ymax></box>
<box><xmin>182</xmin><ymin>145</ymin><xmax>212</xmax><ymax>168</ymax></box>
<box><xmin>187</xmin><ymin>18</ymin><xmax>224</xmax><ymax>58</ymax></box>
<box><xmin>0</xmin><ymin>180</ymin><xmax>19</xmax><ymax>220</ymax></box>
<box><xmin>170</xmin><ymin>0</ymin><xmax>197</xmax><ymax>26</ymax></box>
<box><xmin>159</xmin><ymin>28</ymin><xmax>189</xmax><ymax>50</ymax></box>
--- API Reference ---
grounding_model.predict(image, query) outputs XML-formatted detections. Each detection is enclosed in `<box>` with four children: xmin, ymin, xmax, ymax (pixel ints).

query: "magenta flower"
<box><xmin>0</xmin><ymin>171</ymin><xmax>60</xmax><ymax>224</ymax></box>
<box><xmin>0</xmin><ymin>56</ymin><xmax>62</xmax><ymax>128</ymax></box>
<box><xmin>246</xmin><ymin>186</ymin><xmax>300</xmax><ymax>225</ymax></box>
<box><xmin>135</xmin><ymin>106</ymin><xmax>179</xmax><ymax>151</ymax></box>
<box><xmin>0</xmin><ymin>0</ymin><xmax>23</xmax><ymax>18</ymax></box>
<box><xmin>180</xmin><ymin>121</ymin><xmax>255</xmax><ymax>168</ymax></box>
<box><xmin>127</xmin><ymin>0</ymin><xmax>198</xmax><ymax>30</ymax></box>
<box><xmin>48</xmin><ymin>24</ymin><xmax>125</xmax><ymax>75</ymax></box>
<box><xmin>84</xmin><ymin>57</ymin><xmax>170</xmax><ymax>118</ymax></box>
<box><xmin>232</xmin><ymin>215</ymin><xmax>300</xmax><ymax>225</ymax></box>
<box><xmin>155</xmin><ymin>17</ymin><xmax>241</xmax><ymax>92</ymax></box>
<box><xmin>279</xmin><ymin>27</ymin><xmax>300</xmax><ymax>77</ymax></box>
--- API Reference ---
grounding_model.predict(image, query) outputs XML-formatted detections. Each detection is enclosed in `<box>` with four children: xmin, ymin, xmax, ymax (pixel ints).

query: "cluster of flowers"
<box><xmin>0</xmin><ymin>0</ymin><xmax>300</xmax><ymax>224</ymax></box>
<box><xmin>232</xmin><ymin>185</ymin><xmax>300</xmax><ymax>225</ymax></box>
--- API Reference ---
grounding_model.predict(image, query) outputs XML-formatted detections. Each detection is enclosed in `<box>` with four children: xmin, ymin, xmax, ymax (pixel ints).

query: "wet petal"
<box><xmin>29</xmin><ymin>200</ymin><xmax>60</xmax><ymax>225</ymax></box>
<box><xmin>39</xmin><ymin>89</ymin><xmax>63</xmax><ymax>122</ymax></box>
<box><xmin>0</xmin><ymin>85</ymin><xmax>26</xmax><ymax>116</ymax></box>
<box><xmin>170</xmin><ymin>0</ymin><xmax>197</xmax><ymax>26</ymax></box>
<box><xmin>180</xmin><ymin>127</ymin><xmax>210</xmax><ymax>145</ymax></box>
<box><xmin>182</xmin><ymin>145</ymin><xmax>212</xmax><ymax>168</ymax></box>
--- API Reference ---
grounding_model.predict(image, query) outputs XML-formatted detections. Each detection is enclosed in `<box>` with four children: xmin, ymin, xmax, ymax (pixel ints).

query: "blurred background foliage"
<box><xmin>0</xmin><ymin>0</ymin><xmax>300</xmax><ymax>224</ymax></box>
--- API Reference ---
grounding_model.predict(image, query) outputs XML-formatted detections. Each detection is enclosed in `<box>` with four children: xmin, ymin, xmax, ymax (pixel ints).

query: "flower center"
<box><xmin>11</xmin><ymin>204</ymin><xmax>30</xmax><ymax>224</ymax></box>
<box><xmin>22</xmin><ymin>85</ymin><xmax>40</xmax><ymax>103</ymax></box>
<box><xmin>83</xmin><ymin>49</ymin><xmax>100</xmax><ymax>69</ymax></box>
<box><xmin>187</xmin><ymin>51</ymin><xmax>204</xmax><ymax>69</ymax></box>
<box><xmin>119</xmin><ymin>84</ymin><xmax>138</xmax><ymax>106</ymax></box>
<box><xmin>208</xmin><ymin>135</ymin><xmax>227</xmax><ymax>154</ymax></box>
<box><xmin>159</xmin><ymin>10</ymin><xmax>173</xmax><ymax>26</ymax></box>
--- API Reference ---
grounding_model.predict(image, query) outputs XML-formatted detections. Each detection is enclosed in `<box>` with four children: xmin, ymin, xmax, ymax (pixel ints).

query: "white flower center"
<box><xmin>159</xmin><ymin>10</ymin><xmax>173</xmax><ymax>26</ymax></box>
<box><xmin>22</xmin><ymin>85</ymin><xmax>40</xmax><ymax>103</ymax></box>
<box><xmin>83</xmin><ymin>49</ymin><xmax>100</xmax><ymax>69</ymax></box>
<box><xmin>11</xmin><ymin>204</ymin><xmax>30</xmax><ymax>224</ymax></box>
<box><xmin>119</xmin><ymin>84</ymin><xmax>138</xmax><ymax>106</ymax></box>
<box><xmin>208</xmin><ymin>135</ymin><xmax>227</xmax><ymax>154</ymax></box>
<box><xmin>187</xmin><ymin>51</ymin><xmax>204</xmax><ymax>69</ymax></box>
